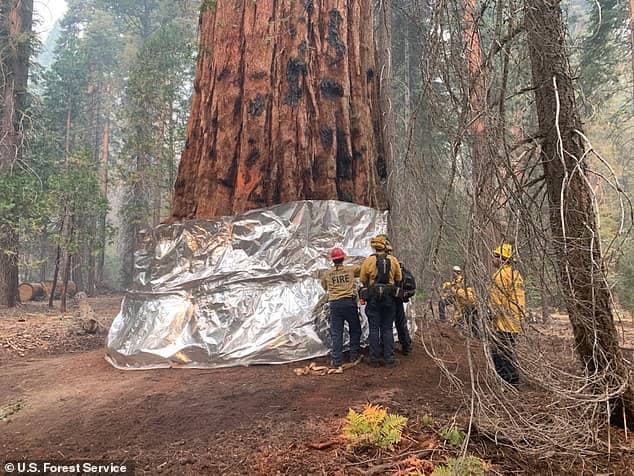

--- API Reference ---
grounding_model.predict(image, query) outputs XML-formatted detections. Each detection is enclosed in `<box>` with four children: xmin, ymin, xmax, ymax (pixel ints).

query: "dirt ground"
<box><xmin>1</xmin><ymin>296</ymin><xmax>633</xmax><ymax>475</ymax></box>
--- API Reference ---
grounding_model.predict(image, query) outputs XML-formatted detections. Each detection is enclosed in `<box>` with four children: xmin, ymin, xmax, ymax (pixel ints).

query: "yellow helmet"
<box><xmin>370</xmin><ymin>235</ymin><xmax>387</xmax><ymax>251</ymax></box>
<box><xmin>493</xmin><ymin>243</ymin><xmax>513</xmax><ymax>260</ymax></box>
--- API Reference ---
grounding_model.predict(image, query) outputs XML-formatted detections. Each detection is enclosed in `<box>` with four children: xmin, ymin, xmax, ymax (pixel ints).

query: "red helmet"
<box><xmin>330</xmin><ymin>247</ymin><xmax>346</xmax><ymax>261</ymax></box>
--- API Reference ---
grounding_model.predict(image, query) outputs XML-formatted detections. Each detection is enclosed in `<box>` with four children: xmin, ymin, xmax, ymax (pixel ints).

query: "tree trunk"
<box><xmin>60</xmin><ymin>250</ymin><xmax>72</xmax><ymax>313</ymax></box>
<box><xmin>526</xmin><ymin>0</ymin><xmax>634</xmax><ymax>429</ymax></box>
<box><xmin>97</xmin><ymin>115</ymin><xmax>110</xmax><ymax>285</ymax></box>
<box><xmin>49</xmin><ymin>245</ymin><xmax>60</xmax><ymax>308</ymax></box>
<box><xmin>630</xmin><ymin>0</ymin><xmax>634</xmax><ymax>110</ymax></box>
<box><xmin>376</xmin><ymin>1</ymin><xmax>397</xmax><ymax>243</ymax></box>
<box><xmin>87</xmin><ymin>234</ymin><xmax>96</xmax><ymax>295</ymax></box>
<box><xmin>73</xmin><ymin>219</ymin><xmax>84</xmax><ymax>292</ymax></box>
<box><xmin>0</xmin><ymin>0</ymin><xmax>34</xmax><ymax>308</ymax></box>
<box><xmin>39</xmin><ymin>231</ymin><xmax>48</xmax><ymax>281</ymax></box>
<box><xmin>171</xmin><ymin>0</ymin><xmax>385</xmax><ymax>220</ymax></box>
<box><xmin>0</xmin><ymin>227</ymin><xmax>19</xmax><ymax>308</ymax></box>
<box><xmin>464</xmin><ymin>0</ymin><xmax>497</xmax><ymax>257</ymax></box>
<box><xmin>53</xmin><ymin>106</ymin><xmax>74</xmax><ymax>308</ymax></box>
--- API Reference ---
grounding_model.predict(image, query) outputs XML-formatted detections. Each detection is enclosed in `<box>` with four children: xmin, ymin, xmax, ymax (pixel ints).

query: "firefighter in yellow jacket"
<box><xmin>489</xmin><ymin>243</ymin><xmax>525</xmax><ymax>385</ymax></box>
<box><xmin>454</xmin><ymin>280</ymin><xmax>478</xmax><ymax>336</ymax></box>
<box><xmin>360</xmin><ymin>235</ymin><xmax>402</xmax><ymax>366</ymax></box>
<box><xmin>439</xmin><ymin>266</ymin><xmax>478</xmax><ymax>335</ymax></box>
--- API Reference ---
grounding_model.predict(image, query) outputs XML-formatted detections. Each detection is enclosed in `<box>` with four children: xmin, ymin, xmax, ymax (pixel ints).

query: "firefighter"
<box><xmin>489</xmin><ymin>243</ymin><xmax>525</xmax><ymax>385</ymax></box>
<box><xmin>321</xmin><ymin>247</ymin><xmax>362</xmax><ymax>371</ymax></box>
<box><xmin>454</xmin><ymin>278</ymin><xmax>478</xmax><ymax>337</ymax></box>
<box><xmin>360</xmin><ymin>236</ymin><xmax>402</xmax><ymax>367</ymax></box>
<box><xmin>386</xmin><ymin>243</ymin><xmax>413</xmax><ymax>355</ymax></box>
<box><xmin>438</xmin><ymin>266</ymin><xmax>463</xmax><ymax>321</ymax></box>
<box><xmin>446</xmin><ymin>266</ymin><xmax>477</xmax><ymax>334</ymax></box>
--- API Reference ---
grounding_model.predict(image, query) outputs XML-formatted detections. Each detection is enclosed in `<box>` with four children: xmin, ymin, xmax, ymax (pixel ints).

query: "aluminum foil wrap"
<box><xmin>106</xmin><ymin>200</ymin><xmax>397</xmax><ymax>370</ymax></box>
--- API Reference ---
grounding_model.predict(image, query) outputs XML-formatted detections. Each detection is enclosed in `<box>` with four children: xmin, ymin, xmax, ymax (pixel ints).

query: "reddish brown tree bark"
<box><xmin>0</xmin><ymin>0</ymin><xmax>34</xmax><ymax>307</ymax></box>
<box><xmin>463</xmin><ymin>0</ymin><xmax>498</xmax><ymax>258</ymax></box>
<box><xmin>526</xmin><ymin>0</ymin><xmax>634</xmax><ymax>428</ymax></box>
<box><xmin>171</xmin><ymin>0</ymin><xmax>385</xmax><ymax>219</ymax></box>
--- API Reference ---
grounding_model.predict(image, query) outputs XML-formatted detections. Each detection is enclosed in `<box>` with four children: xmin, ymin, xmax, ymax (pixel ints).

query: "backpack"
<box><xmin>370</xmin><ymin>254</ymin><xmax>392</xmax><ymax>300</ymax></box>
<box><xmin>401</xmin><ymin>266</ymin><xmax>416</xmax><ymax>292</ymax></box>
<box><xmin>375</xmin><ymin>254</ymin><xmax>390</xmax><ymax>284</ymax></box>
<box><xmin>396</xmin><ymin>265</ymin><xmax>416</xmax><ymax>301</ymax></box>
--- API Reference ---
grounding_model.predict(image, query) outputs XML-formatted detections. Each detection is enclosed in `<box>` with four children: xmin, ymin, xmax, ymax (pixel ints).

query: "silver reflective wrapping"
<box><xmin>106</xmin><ymin>200</ymin><xmax>413</xmax><ymax>370</ymax></box>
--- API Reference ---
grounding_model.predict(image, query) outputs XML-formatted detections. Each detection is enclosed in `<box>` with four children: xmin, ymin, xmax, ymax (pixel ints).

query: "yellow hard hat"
<box><xmin>370</xmin><ymin>235</ymin><xmax>387</xmax><ymax>251</ymax></box>
<box><xmin>493</xmin><ymin>243</ymin><xmax>513</xmax><ymax>260</ymax></box>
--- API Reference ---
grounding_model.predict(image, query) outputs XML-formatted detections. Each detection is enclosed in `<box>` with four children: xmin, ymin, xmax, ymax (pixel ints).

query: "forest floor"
<box><xmin>0</xmin><ymin>296</ymin><xmax>633</xmax><ymax>475</ymax></box>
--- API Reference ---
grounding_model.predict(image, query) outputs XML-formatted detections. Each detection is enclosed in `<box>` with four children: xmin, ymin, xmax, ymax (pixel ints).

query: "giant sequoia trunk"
<box><xmin>526</xmin><ymin>0</ymin><xmax>634</xmax><ymax>428</ymax></box>
<box><xmin>171</xmin><ymin>0</ymin><xmax>385</xmax><ymax>219</ymax></box>
<box><xmin>0</xmin><ymin>0</ymin><xmax>33</xmax><ymax>307</ymax></box>
<box><xmin>464</xmin><ymin>0</ymin><xmax>498</xmax><ymax>257</ymax></box>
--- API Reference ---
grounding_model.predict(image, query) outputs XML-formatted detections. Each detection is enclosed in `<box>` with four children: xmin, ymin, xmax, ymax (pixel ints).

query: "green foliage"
<box><xmin>343</xmin><ymin>404</ymin><xmax>408</xmax><ymax>450</ymax></box>
<box><xmin>0</xmin><ymin>172</ymin><xmax>49</xmax><ymax>233</ymax></box>
<box><xmin>420</xmin><ymin>415</ymin><xmax>435</xmax><ymax>428</ymax></box>
<box><xmin>616</xmin><ymin>238</ymin><xmax>634</xmax><ymax>314</ymax></box>
<box><xmin>201</xmin><ymin>0</ymin><xmax>217</xmax><ymax>13</ymax></box>
<box><xmin>578</xmin><ymin>0</ymin><xmax>630</xmax><ymax>101</ymax></box>
<box><xmin>431</xmin><ymin>457</ymin><xmax>487</xmax><ymax>476</ymax></box>
<box><xmin>439</xmin><ymin>426</ymin><xmax>466</xmax><ymax>448</ymax></box>
<box><xmin>18</xmin><ymin>0</ymin><xmax>197</xmax><ymax>288</ymax></box>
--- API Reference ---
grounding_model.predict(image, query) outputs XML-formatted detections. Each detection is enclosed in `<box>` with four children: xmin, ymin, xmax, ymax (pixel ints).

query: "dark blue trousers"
<box><xmin>329</xmin><ymin>298</ymin><xmax>361</xmax><ymax>366</ymax></box>
<box><xmin>492</xmin><ymin>332</ymin><xmax>519</xmax><ymax>385</ymax></box>
<box><xmin>438</xmin><ymin>298</ymin><xmax>448</xmax><ymax>321</ymax></box>
<box><xmin>366</xmin><ymin>297</ymin><xmax>396</xmax><ymax>363</ymax></box>
<box><xmin>394</xmin><ymin>300</ymin><xmax>412</xmax><ymax>351</ymax></box>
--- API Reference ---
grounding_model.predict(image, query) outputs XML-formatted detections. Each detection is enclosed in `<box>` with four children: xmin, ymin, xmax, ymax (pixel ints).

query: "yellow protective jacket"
<box><xmin>455</xmin><ymin>285</ymin><xmax>476</xmax><ymax>312</ymax></box>
<box><xmin>488</xmin><ymin>264</ymin><xmax>525</xmax><ymax>333</ymax></box>
<box><xmin>449</xmin><ymin>275</ymin><xmax>477</xmax><ymax>322</ymax></box>
<box><xmin>321</xmin><ymin>264</ymin><xmax>361</xmax><ymax>301</ymax></box>
<box><xmin>360</xmin><ymin>253</ymin><xmax>402</xmax><ymax>287</ymax></box>
<box><xmin>441</xmin><ymin>274</ymin><xmax>462</xmax><ymax>299</ymax></box>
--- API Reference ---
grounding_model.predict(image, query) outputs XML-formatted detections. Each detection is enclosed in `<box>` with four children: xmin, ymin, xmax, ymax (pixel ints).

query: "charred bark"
<box><xmin>526</xmin><ymin>0</ymin><xmax>634</xmax><ymax>428</ymax></box>
<box><xmin>171</xmin><ymin>0</ymin><xmax>385</xmax><ymax>219</ymax></box>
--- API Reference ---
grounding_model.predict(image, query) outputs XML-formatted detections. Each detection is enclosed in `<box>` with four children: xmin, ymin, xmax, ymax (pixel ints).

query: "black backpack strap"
<box><xmin>375</xmin><ymin>253</ymin><xmax>390</xmax><ymax>285</ymax></box>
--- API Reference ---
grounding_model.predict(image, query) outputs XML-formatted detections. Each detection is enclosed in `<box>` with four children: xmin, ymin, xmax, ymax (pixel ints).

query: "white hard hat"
<box><xmin>452</xmin><ymin>266</ymin><xmax>462</xmax><ymax>272</ymax></box>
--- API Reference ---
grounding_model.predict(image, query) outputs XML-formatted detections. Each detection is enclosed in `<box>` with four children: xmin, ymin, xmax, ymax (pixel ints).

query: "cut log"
<box><xmin>41</xmin><ymin>280</ymin><xmax>77</xmax><ymax>299</ymax></box>
<box><xmin>18</xmin><ymin>282</ymin><xmax>45</xmax><ymax>302</ymax></box>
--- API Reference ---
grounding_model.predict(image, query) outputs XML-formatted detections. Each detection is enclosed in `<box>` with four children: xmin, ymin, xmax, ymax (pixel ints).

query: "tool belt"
<box><xmin>329</xmin><ymin>296</ymin><xmax>356</xmax><ymax>303</ymax></box>
<box><xmin>368</xmin><ymin>283</ymin><xmax>395</xmax><ymax>301</ymax></box>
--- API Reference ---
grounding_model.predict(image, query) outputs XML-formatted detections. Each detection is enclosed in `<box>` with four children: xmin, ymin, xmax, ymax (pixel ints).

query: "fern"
<box><xmin>431</xmin><ymin>456</ymin><xmax>487</xmax><ymax>476</ymax></box>
<box><xmin>343</xmin><ymin>404</ymin><xmax>408</xmax><ymax>450</ymax></box>
<box><xmin>439</xmin><ymin>426</ymin><xmax>466</xmax><ymax>448</ymax></box>
<box><xmin>379</xmin><ymin>414</ymin><xmax>409</xmax><ymax>448</ymax></box>
<box><xmin>420</xmin><ymin>415</ymin><xmax>435</xmax><ymax>428</ymax></box>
